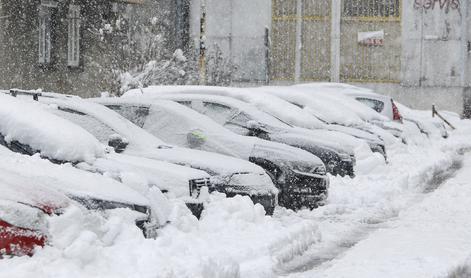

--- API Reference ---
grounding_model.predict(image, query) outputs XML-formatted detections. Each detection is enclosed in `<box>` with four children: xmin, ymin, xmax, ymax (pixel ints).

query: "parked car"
<box><xmin>328</xmin><ymin>87</ymin><xmax>449</xmax><ymax>139</ymax></box>
<box><xmin>0</xmin><ymin>169</ymin><xmax>70</xmax><ymax>257</ymax></box>
<box><xmin>250</xmin><ymin>86</ymin><xmax>388</xmax><ymax>157</ymax></box>
<box><xmin>15</xmin><ymin>92</ymin><xmax>279</xmax><ymax>214</ymax></box>
<box><xmin>292</xmin><ymin>83</ymin><xmax>404</xmax><ymax>139</ymax></box>
<box><xmin>94</xmin><ymin>97</ymin><xmax>329</xmax><ymax>210</ymax></box>
<box><xmin>124</xmin><ymin>89</ymin><xmax>356</xmax><ymax>177</ymax></box>
<box><xmin>0</xmin><ymin>93</ymin><xmax>210</xmax><ymax>220</ymax></box>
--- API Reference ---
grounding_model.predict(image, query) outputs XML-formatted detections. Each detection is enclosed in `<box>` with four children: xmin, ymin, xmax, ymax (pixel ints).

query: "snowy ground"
<box><xmin>2</xmin><ymin>118</ymin><xmax>471</xmax><ymax>278</ymax></box>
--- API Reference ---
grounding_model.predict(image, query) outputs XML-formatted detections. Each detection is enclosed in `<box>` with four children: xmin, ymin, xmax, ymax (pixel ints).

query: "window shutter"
<box><xmin>38</xmin><ymin>5</ymin><xmax>52</xmax><ymax>65</ymax></box>
<box><xmin>67</xmin><ymin>5</ymin><xmax>81</xmax><ymax>67</ymax></box>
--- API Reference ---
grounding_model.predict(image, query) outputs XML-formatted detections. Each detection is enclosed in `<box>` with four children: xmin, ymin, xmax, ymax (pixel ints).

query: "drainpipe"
<box><xmin>330</xmin><ymin>0</ymin><xmax>341</xmax><ymax>83</ymax></box>
<box><xmin>461</xmin><ymin>0</ymin><xmax>470</xmax><ymax>118</ymax></box>
<box><xmin>199</xmin><ymin>0</ymin><xmax>207</xmax><ymax>85</ymax></box>
<box><xmin>460</xmin><ymin>0</ymin><xmax>469</xmax><ymax>87</ymax></box>
<box><xmin>294</xmin><ymin>0</ymin><xmax>302</xmax><ymax>83</ymax></box>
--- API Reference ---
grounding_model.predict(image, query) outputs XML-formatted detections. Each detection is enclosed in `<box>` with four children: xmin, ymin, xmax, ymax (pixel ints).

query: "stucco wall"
<box><xmin>189</xmin><ymin>0</ymin><xmax>271</xmax><ymax>83</ymax></box>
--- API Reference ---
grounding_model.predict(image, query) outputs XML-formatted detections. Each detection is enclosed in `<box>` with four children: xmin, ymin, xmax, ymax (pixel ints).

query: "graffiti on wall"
<box><xmin>414</xmin><ymin>0</ymin><xmax>461</xmax><ymax>14</ymax></box>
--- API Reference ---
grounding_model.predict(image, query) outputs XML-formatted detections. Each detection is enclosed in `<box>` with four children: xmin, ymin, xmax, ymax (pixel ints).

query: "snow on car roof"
<box><xmin>255</xmin><ymin>86</ymin><xmax>365</xmax><ymax>126</ymax></box>
<box><xmin>0</xmin><ymin>94</ymin><xmax>105</xmax><ymax>163</ymax></box>
<box><xmin>291</xmin><ymin>83</ymin><xmax>388</xmax><ymax>122</ymax></box>
<box><xmin>36</xmin><ymin>95</ymin><xmax>169</xmax><ymax>149</ymax></box>
<box><xmin>124</xmin><ymin>86</ymin><xmax>297</xmax><ymax>129</ymax></box>
<box><xmin>0</xmin><ymin>146</ymin><xmax>149</xmax><ymax>206</ymax></box>
<box><xmin>95</xmin><ymin>97</ymin><xmax>325</xmax><ymax>166</ymax></box>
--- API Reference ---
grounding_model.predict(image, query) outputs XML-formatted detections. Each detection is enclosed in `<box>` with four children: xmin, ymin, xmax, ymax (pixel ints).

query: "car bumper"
<box><xmin>279</xmin><ymin>174</ymin><xmax>329</xmax><ymax>210</ymax></box>
<box><xmin>225</xmin><ymin>191</ymin><xmax>278</xmax><ymax>215</ymax></box>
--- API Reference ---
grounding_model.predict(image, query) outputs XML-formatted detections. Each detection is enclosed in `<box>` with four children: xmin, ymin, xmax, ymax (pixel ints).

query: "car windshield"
<box><xmin>50</xmin><ymin>107</ymin><xmax>119</xmax><ymax>143</ymax></box>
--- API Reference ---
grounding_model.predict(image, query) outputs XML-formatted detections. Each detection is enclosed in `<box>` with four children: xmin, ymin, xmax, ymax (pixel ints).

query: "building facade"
<box><xmin>0</xmin><ymin>0</ymin><xmax>188</xmax><ymax>97</ymax></box>
<box><xmin>190</xmin><ymin>0</ymin><xmax>471</xmax><ymax>113</ymax></box>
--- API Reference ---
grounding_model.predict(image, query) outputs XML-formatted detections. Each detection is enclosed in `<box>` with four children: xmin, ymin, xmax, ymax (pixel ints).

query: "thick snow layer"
<box><xmin>2</xmin><ymin>91</ymin><xmax>471</xmax><ymax>278</ymax></box>
<box><xmin>38</xmin><ymin>96</ymin><xmax>270</xmax><ymax>179</ymax></box>
<box><xmin>94</xmin><ymin>153</ymin><xmax>210</xmax><ymax>199</ymax></box>
<box><xmin>0</xmin><ymin>94</ymin><xmax>104</xmax><ymax>163</ymax></box>
<box><xmin>297</xmin><ymin>155</ymin><xmax>471</xmax><ymax>278</ymax></box>
<box><xmin>0</xmin><ymin>146</ymin><xmax>149</xmax><ymax>207</ymax></box>
<box><xmin>95</xmin><ymin>97</ymin><xmax>325</xmax><ymax>167</ymax></box>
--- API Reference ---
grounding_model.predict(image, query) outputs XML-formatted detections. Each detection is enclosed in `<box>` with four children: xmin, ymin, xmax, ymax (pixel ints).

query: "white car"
<box><xmin>18</xmin><ymin>92</ymin><xmax>279</xmax><ymax>214</ymax></box>
<box><xmin>123</xmin><ymin>87</ymin><xmax>358</xmax><ymax>177</ymax></box>
<box><xmin>0</xmin><ymin>145</ymin><xmax>157</xmax><ymax>237</ymax></box>
<box><xmin>0</xmin><ymin>93</ymin><xmax>210</xmax><ymax>221</ymax></box>
<box><xmin>307</xmin><ymin>84</ymin><xmax>448</xmax><ymax>139</ymax></box>
<box><xmin>94</xmin><ymin>97</ymin><xmax>329</xmax><ymax>210</ymax></box>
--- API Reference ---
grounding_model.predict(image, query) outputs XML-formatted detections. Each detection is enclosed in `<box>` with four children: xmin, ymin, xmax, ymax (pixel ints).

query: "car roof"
<box><xmin>35</xmin><ymin>95</ymin><xmax>169</xmax><ymax>149</ymax></box>
<box><xmin>0</xmin><ymin>94</ymin><xmax>105</xmax><ymax>163</ymax></box>
<box><xmin>124</xmin><ymin>88</ymin><xmax>293</xmax><ymax>129</ymax></box>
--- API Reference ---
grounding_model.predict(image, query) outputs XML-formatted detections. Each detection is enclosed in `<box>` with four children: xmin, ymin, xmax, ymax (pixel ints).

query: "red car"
<box><xmin>0</xmin><ymin>173</ymin><xmax>70</xmax><ymax>257</ymax></box>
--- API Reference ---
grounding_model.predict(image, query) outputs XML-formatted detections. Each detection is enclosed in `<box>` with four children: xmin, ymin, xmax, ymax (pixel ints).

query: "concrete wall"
<box><xmin>193</xmin><ymin>0</ymin><xmax>471</xmax><ymax>114</ymax></box>
<box><xmin>0</xmin><ymin>0</ymin><xmax>176</xmax><ymax>97</ymax></box>
<box><xmin>189</xmin><ymin>0</ymin><xmax>271</xmax><ymax>83</ymax></box>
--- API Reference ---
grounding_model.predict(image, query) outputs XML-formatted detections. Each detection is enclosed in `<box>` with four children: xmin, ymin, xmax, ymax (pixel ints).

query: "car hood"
<box><xmin>123</xmin><ymin>146</ymin><xmax>268</xmax><ymax>177</ymax></box>
<box><xmin>325</xmin><ymin>124</ymin><xmax>384</xmax><ymax>145</ymax></box>
<box><xmin>92</xmin><ymin>153</ymin><xmax>210</xmax><ymax>198</ymax></box>
<box><xmin>251</xmin><ymin>139</ymin><xmax>325</xmax><ymax>168</ymax></box>
<box><xmin>0</xmin><ymin>146</ymin><xmax>149</xmax><ymax>207</ymax></box>
<box><xmin>269</xmin><ymin>127</ymin><xmax>355</xmax><ymax>156</ymax></box>
<box><xmin>0</xmin><ymin>169</ymin><xmax>70</xmax><ymax>212</ymax></box>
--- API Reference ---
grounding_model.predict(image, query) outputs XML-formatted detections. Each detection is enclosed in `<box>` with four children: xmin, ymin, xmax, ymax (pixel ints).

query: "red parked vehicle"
<box><xmin>0</xmin><ymin>172</ymin><xmax>70</xmax><ymax>257</ymax></box>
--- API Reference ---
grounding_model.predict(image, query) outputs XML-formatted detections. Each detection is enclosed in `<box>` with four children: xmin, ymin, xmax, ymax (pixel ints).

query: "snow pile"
<box><xmin>0</xmin><ymin>94</ymin><xmax>104</xmax><ymax>163</ymax></box>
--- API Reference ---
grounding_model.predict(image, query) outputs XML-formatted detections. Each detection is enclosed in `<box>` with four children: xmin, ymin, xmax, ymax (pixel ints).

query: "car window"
<box><xmin>49</xmin><ymin>107</ymin><xmax>118</xmax><ymax>143</ymax></box>
<box><xmin>105</xmin><ymin>104</ymin><xmax>150</xmax><ymax>128</ymax></box>
<box><xmin>0</xmin><ymin>133</ymin><xmax>36</xmax><ymax>156</ymax></box>
<box><xmin>224</xmin><ymin>112</ymin><xmax>252</xmax><ymax>135</ymax></box>
<box><xmin>192</xmin><ymin>102</ymin><xmax>236</xmax><ymax>125</ymax></box>
<box><xmin>175</xmin><ymin>100</ymin><xmax>192</xmax><ymax>108</ymax></box>
<box><xmin>356</xmin><ymin>97</ymin><xmax>385</xmax><ymax>113</ymax></box>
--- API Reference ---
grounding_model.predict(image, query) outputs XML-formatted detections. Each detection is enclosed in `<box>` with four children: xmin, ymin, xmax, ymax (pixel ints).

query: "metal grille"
<box><xmin>301</xmin><ymin>0</ymin><xmax>331</xmax><ymax>81</ymax></box>
<box><xmin>270</xmin><ymin>0</ymin><xmax>401</xmax><ymax>83</ymax></box>
<box><xmin>270</xmin><ymin>0</ymin><xmax>331</xmax><ymax>82</ymax></box>
<box><xmin>340</xmin><ymin>0</ymin><xmax>401</xmax><ymax>82</ymax></box>
<box><xmin>271</xmin><ymin>0</ymin><xmax>297</xmax><ymax>81</ymax></box>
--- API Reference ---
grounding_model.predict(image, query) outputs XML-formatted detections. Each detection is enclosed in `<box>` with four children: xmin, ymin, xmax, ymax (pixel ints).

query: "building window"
<box><xmin>343</xmin><ymin>0</ymin><xmax>400</xmax><ymax>17</ymax></box>
<box><xmin>38</xmin><ymin>4</ymin><xmax>53</xmax><ymax>65</ymax></box>
<box><xmin>67</xmin><ymin>5</ymin><xmax>81</xmax><ymax>67</ymax></box>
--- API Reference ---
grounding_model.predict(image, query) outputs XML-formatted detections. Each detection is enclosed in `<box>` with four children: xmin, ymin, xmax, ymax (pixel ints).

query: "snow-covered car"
<box><xmin>322</xmin><ymin>86</ymin><xmax>448</xmax><ymax>139</ymax></box>
<box><xmin>292</xmin><ymin>83</ymin><xmax>404</xmax><ymax>139</ymax></box>
<box><xmin>0</xmin><ymin>144</ymin><xmax>161</xmax><ymax>238</ymax></box>
<box><xmin>94</xmin><ymin>97</ymin><xmax>329</xmax><ymax>210</ymax></box>
<box><xmin>124</xmin><ymin>89</ymin><xmax>356</xmax><ymax>177</ymax></box>
<box><xmin>0</xmin><ymin>170</ymin><xmax>70</xmax><ymax>257</ymax></box>
<box><xmin>0</xmin><ymin>93</ymin><xmax>210</xmax><ymax>221</ymax></box>
<box><xmin>18</xmin><ymin>93</ymin><xmax>279</xmax><ymax>214</ymax></box>
<box><xmin>249</xmin><ymin>86</ymin><xmax>388</xmax><ymax>157</ymax></box>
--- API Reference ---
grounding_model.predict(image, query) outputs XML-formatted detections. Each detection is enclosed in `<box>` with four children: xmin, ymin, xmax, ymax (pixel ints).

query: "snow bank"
<box><xmin>0</xmin><ymin>94</ymin><xmax>104</xmax><ymax>163</ymax></box>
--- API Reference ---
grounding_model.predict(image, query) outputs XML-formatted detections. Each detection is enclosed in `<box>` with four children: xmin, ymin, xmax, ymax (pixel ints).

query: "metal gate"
<box><xmin>270</xmin><ymin>0</ymin><xmax>401</xmax><ymax>83</ymax></box>
<box><xmin>271</xmin><ymin>0</ymin><xmax>331</xmax><ymax>82</ymax></box>
<box><xmin>340</xmin><ymin>0</ymin><xmax>401</xmax><ymax>83</ymax></box>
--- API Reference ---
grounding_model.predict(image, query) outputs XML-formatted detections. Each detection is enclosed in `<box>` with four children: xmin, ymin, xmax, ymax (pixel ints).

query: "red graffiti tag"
<box><xmin>414</xmin><ymin>0</ymin><xmax>461</xmax><ymax>14</ymax></box>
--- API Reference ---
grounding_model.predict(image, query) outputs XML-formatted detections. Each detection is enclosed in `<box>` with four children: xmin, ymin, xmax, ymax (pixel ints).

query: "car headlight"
<box><xmin>291</xmin><ymin>163</ymin><xmax>327</xmax><ymax>175</ymax></box>
<box><xmin>338</xmin><ymin>152</ymin><xmax>352</xmax><ymax>162</ymax></box>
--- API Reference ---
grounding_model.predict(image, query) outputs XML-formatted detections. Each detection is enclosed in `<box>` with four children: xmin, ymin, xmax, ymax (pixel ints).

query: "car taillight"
<box><xmin>391</xmin><ymin>100</ymin><xmax>403</xmax><ymax>122</ymax></box>
<box><xmin>0</xmin><ymin>220</ymin><xmax>46</xmax><ymax>257</ymax></box>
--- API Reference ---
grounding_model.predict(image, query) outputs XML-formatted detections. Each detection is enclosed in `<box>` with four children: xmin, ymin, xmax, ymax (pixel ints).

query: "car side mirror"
<box><xmin>247</xmin><ymin>120</ymin><xmax>263</xmax><ymax>130</ymax></box>
<box><xmin>108</xmin><ymin>134</ymin><xmax>129</xmax><ymax>153</ymax></box>
<box><xmin>187</xmin><ymin>129</ymin><xmax>206</xmax><ymax>148</ymax></box>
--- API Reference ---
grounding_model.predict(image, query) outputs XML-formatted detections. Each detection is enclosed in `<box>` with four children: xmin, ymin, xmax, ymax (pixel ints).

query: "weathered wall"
<box><xmin>189</xmin><ymin>0</ymin><xmax>271</xmax><ymax>83</ymax></box>
<box><xmin>0</xmin><ymin>0</ymin><xmax>175</xmax><ymax>97</ymax></box>
<box><xmin>193</xmin><ymin>0</ymin><xmax>471</xmax><ymax>114</ymax></box>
